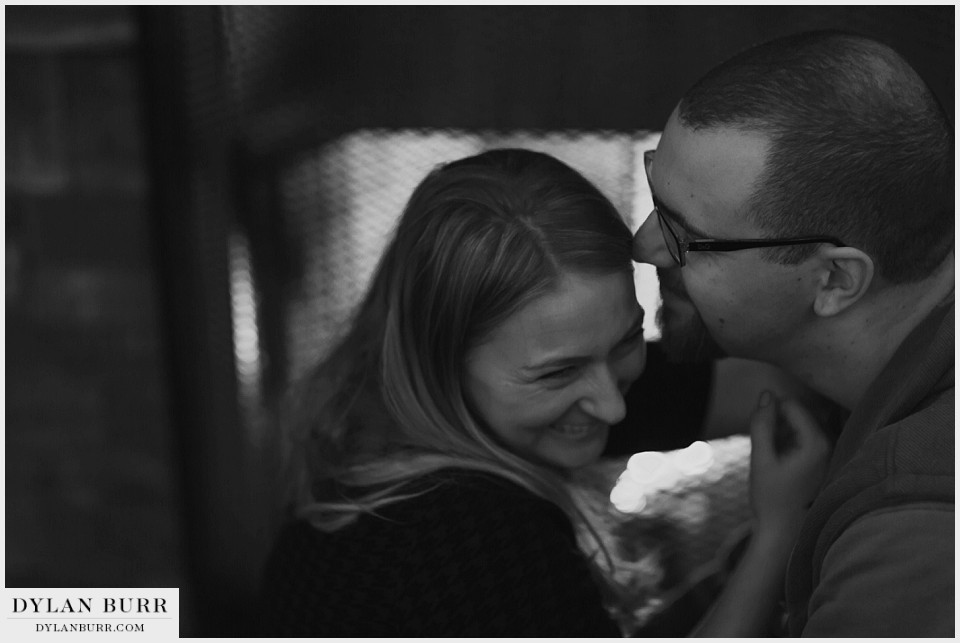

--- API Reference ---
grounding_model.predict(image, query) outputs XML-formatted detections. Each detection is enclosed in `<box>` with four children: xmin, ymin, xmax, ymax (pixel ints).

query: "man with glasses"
<box><xmin>632</xmin><ymin>31</ymin><xmax>954</xmax><ymax>636</ymax></box>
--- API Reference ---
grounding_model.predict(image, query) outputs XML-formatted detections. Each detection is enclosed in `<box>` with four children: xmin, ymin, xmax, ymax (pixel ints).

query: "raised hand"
<box><xmin>749</xmin><ymin>391</ymin><xmax>832</xmax><ymax>535</ymax></box>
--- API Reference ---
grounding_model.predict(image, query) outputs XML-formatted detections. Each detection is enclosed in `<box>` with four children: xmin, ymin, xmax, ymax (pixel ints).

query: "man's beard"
<box><xmin>655</xmin><ymin>268</ymin><xmax>726</xmax><ymax>363</ymax></box>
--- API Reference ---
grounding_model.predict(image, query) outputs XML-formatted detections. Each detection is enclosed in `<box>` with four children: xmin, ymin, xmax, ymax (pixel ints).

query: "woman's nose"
<box><xmin>633</xmin><ymin>212</ymin><xmax>674</xmax><ymax>268</ymax></box>
<box><xmin>578</xmin><ymin>366</ymin><xmax>627</xmax><ymax>425</ymax></box>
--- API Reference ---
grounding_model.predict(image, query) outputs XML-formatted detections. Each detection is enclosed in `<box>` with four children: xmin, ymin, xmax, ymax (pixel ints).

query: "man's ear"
<box><xmin>813</xmin><ymin>247</ymin><xmax>874</xmax><ymax>317</ymax></box>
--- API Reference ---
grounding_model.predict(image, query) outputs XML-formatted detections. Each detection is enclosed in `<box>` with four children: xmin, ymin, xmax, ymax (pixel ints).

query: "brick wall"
<box><xmin>6</xmin><ymin>6</ymin><xmax>185</xmax><ymax>588</ymax></box>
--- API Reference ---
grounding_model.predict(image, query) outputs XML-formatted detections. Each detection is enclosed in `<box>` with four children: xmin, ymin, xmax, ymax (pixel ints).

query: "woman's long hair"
<box><xmin>283</xmin><ymin>149</ymin><xmax>634</xmax><ymax>532</ymax></box>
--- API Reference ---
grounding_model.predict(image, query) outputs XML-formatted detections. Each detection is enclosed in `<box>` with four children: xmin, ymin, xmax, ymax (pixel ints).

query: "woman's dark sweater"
<box><xmin>260</xmin><ymin>343</ymin><xmax>711</xmax><ymax>636</ymax></box>
<box><xmin>260</xmin><ymin>470</ymin><xmax>622</xmax><ymax>636</ymax></box>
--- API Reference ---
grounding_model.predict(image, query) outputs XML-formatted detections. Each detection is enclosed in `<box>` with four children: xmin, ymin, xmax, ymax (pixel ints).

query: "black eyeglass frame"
<box><xmin>644</xmin><ymin>150</ymin><xmax>846</xmax><ymax>267</ymax></box>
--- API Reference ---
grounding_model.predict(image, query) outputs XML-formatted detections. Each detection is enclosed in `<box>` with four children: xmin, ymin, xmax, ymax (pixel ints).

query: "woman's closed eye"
<box><xmin>538</xmin><ymin>365</ymin><xmax>579</xmax><ymax>382</ymax></box>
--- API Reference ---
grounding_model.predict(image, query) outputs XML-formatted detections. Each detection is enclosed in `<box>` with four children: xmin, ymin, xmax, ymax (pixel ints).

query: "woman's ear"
<box><xmin>813</xmin><ymin>247</ymin><xmax>874</xmax><ymax>317</ymax></box>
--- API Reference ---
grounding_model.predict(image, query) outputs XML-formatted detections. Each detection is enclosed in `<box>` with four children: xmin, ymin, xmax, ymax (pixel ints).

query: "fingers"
<box><xmin>748</xmin><ymin>392</ymin><xmax>833</xmax><ymax>529</ymax></box>
<box><xmin>750</xmin><ymin>391</ymin><xmax>831</xmax><ymax>462</ymax></box>
<box><xmin>778</xmin><ymin>398</ymin><xmax>831</xmax><ymax>455</ymax></box>
<box><xmin>749</xmin><ymin>390</ymin><xmax>777</xmax><ymax>462</ymax></box>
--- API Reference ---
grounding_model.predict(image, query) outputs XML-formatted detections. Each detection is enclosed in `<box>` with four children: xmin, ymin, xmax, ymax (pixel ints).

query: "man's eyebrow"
<box><xmin>650</xmin><ymin>191</ymin><xmax>712</xmax><ymax>238</ymax></box>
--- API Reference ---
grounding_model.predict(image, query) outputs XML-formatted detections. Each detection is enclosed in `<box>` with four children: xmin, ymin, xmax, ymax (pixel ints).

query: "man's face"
<box><xmin>633</xmin><ymin>110</ymin><xmax>816</xmax><ymax>364</ymax></box>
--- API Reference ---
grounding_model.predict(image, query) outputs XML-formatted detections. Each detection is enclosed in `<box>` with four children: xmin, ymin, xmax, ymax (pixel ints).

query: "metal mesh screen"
<box><xmin>279</xmin><ymin>128</ymin><xmax>663</xmax><ymax>379</ymax></box>
<box><xmin>145</xmin><ymin>5</ymin><xmax>952</xmax><ymax>633</ymax></box>
<box><xmin>211</xmin><ymin>5</ymin><xmax>955</xmax><ymax>633</ymax></box>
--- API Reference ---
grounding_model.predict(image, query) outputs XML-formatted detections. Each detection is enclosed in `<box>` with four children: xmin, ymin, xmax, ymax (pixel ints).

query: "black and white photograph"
<box><xmin>6</xmin><ymin>4</ymin><xmax>954</xmax><ymax>638</ymax></box>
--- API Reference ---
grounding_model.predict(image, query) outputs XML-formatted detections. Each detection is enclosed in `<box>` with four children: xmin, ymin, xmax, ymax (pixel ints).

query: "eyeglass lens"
<box><xmin>655</xmin><ymin>209</ymin><xmax>682</xmax><ymax>265</ymax></box>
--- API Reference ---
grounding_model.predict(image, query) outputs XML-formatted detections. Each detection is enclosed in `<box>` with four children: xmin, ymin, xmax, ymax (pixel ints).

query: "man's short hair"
<box><xmin>677</xmin><ymin>30</ymin><xmax>953</xmax><ymax>284</ymax></box>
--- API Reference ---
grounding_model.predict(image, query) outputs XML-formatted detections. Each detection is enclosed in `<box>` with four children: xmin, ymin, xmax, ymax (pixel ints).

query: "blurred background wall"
<box><xmin>6</xmin><ymin>6</ymin><xmax>183</xmax><ymax>588</ymax></box>
<box><xmin>6</xmin><ymin>5</ymin><xmax>953</xmax><ymax>637</ymax></box>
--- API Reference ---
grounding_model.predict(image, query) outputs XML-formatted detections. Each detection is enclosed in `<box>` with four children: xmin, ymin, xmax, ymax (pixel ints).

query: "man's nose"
<box><xmin>633</xmin><ymin>212</ymin><xmax>674</xmax><ymax>267</ymax></box>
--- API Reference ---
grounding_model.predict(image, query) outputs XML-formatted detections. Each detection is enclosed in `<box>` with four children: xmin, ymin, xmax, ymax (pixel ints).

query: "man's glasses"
<box><xmin>644</xmin><ymin>150</ymin><xmax>845</xmax><ymax>267</ymax></box>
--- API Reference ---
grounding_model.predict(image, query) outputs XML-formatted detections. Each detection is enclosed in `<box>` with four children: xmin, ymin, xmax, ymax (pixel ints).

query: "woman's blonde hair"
<box><xmin>283</xmin><ymin>148</ymin><xmax>633</xmax><ymax>532</ymax></box>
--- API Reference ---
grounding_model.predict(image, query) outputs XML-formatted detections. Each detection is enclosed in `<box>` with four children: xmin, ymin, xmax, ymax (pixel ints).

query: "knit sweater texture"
<box><xmin>260</xmin><ymin>469</ymin><xmax>622</xmax><ymax>637</ymax></box>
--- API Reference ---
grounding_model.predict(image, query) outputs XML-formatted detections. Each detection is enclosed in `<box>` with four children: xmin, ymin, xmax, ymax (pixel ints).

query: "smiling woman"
<box><xmin>260</xmin><ymin>148</ymin><xmax>642</xmax><ymax>636</ymax></box>
<box><xmin>464</xmin><ymin>271</ymin><xmax>646</xmax><ymax>470</ymax></box>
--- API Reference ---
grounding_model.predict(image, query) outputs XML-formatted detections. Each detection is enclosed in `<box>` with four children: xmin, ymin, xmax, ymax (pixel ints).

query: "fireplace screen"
<box><xmin>144</xmin><ymin>5</ymin><xmax>952</xmax><ymax>635</ymax></box>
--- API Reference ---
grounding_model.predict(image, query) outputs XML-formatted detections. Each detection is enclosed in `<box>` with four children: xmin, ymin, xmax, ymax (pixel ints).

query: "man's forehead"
<box><xmin>653</xmin><ymin>116</ymin><xmax>769</xmax><ymax>234</ymax></box>
<box><xmin>661</xmin><ymin>113</ymin><xmax>770</xmax><ymax>173</ymax></box>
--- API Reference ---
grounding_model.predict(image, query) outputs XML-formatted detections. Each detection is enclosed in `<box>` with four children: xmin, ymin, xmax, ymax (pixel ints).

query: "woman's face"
<box><xmin>463</xmin><ymin>270</ymin><xmax>646</xmax><ymax>470</ymax></box>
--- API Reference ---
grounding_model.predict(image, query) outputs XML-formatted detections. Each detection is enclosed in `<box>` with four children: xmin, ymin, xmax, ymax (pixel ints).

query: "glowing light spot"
<box><xmin>610</xmin><ymin>476</ymin><xmax>648</xmax><ymax>514</ymax></box>
<box><xmin>674</xmin><ymin>441</ymin><xmax>714</xmax><ymax>476</ymax></box>
<box><xmin>626</xmin><ymin>451</ymin><xmax>667</xmax><ymax>484</ymax></box>
<box><xmin>229</xmin><ymin>231</ymin><xmax>266</xmax><ymax>445</ymax></box>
